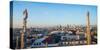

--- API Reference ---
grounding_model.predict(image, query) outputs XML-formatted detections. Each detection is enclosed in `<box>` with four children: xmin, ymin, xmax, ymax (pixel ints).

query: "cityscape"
<box><xmin>10</xmin><ymin>1</ymin><xmax>97</xmax><ymax>49</ymax></box>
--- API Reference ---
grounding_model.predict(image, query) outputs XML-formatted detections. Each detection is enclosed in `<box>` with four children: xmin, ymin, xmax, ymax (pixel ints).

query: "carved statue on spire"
<box><xmin>23</xmin><ymin>9</ymin><xmax>28</xmax><ymax>21</ymax></box>
<box><xmin>23</xmin><ymin>9</ymin><xmax>28</xmax><ymax>32</ymax></box>
<box><xmin>21</xmin><ymin>9</ymin><xmax>28</xmax><ymax>48</ymax></box>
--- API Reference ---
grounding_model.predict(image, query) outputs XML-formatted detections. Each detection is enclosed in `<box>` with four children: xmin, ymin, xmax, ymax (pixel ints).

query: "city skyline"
<box><xmin>12</xmin><ymin>1</ymin><xmax>97</xmax><ymax>28</ymax></box>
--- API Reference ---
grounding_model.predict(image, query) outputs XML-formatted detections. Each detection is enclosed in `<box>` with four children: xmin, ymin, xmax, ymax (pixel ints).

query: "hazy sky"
<box><xmin>11</xmin><ymin>1</ymin><xmax>97</xmax><ymax>28</ymax></box>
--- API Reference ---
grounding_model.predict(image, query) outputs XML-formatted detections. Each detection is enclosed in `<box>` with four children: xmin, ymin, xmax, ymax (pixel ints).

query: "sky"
<box><xmin>11</xmin><ymin>1</ymin><xmax>97</xmax><ymax>28</ymax></box>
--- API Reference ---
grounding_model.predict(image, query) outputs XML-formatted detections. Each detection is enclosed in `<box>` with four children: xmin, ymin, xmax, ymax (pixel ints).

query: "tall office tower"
<box><xmin>86</xmin><ymin>11</ymin><xmax>91</xmax><ymax>45</ymax></box>
<box><xmin>21</xmin><ymin>9</ymin><xmax>28</xmax><ymax>48</ymax></box>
